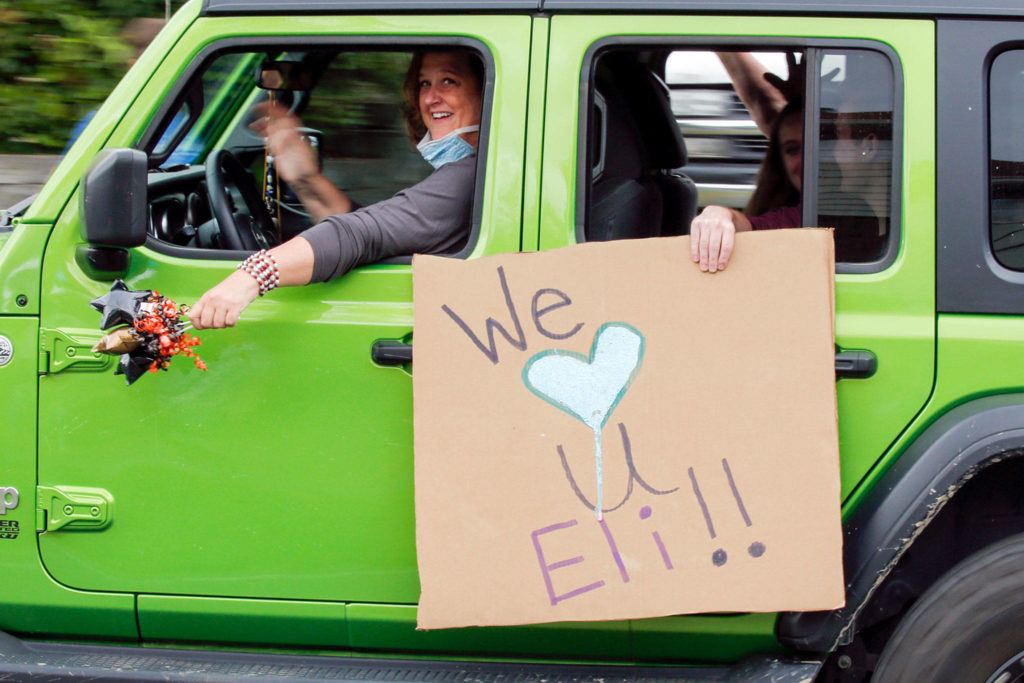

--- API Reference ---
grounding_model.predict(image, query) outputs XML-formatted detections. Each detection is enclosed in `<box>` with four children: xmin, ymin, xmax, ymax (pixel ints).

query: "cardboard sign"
<box><xmin>413</xmin><ymin>231</ymin><xmax>843</xmax><ymax>630</ymax></box>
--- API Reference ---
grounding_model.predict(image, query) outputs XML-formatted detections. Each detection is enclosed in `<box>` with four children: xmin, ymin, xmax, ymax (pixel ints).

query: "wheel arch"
<box><xmin>777</xmin><ymin>393</ymin><xmax>1024</xmax><ymax>652</ymax></box>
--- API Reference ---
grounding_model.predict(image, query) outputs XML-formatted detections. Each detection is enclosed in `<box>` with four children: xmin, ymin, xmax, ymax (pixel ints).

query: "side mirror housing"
<box><xmin>81</xmin><ymin>148</ymin><xmax>148</xmax><ymax>248</ymax></box>
<box><xmin>79</xmin><ymin>149</ymin><xmax>148</xmax><ymax>280</ymax></box>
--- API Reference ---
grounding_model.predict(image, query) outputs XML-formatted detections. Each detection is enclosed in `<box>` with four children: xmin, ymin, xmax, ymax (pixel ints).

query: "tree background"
<box><xmin>0</xmin><ymin>0</ymin><xmax>178</xmax><ymax>153</ymax></box>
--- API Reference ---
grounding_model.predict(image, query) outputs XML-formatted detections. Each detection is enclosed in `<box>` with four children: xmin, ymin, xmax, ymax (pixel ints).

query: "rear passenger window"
<box><xmin>580</xmin><ymin>43</ymin><xmax>900</xmax><ymax>268</ymax></box>
<box><xmin>990</xmin><ymin>50</ymin><xmax>1024</xmax><ymax>270</ymax></box>
<box><xmin>816</xmin><ymin>49</ymin><xmax>896</xmax><ymax>263</ymax></box>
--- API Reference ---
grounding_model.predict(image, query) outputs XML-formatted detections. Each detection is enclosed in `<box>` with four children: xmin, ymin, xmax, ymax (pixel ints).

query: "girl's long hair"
<box><xmin>745</xmin><ymin>99</ymin><xmax>802</xmax><ymax>216</ymax></box>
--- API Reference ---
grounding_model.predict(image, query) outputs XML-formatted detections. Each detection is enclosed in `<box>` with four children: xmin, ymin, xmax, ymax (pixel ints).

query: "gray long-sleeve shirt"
<box><xmin>300</xmin><ymin>154</ymin><xmax>476</xmax><ymax>283</ymax></box>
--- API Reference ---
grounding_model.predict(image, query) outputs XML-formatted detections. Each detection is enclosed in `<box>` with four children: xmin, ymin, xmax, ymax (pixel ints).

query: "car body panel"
<box><xmin>33</xmin><ymin>12</ymin><xmax>535</xmax><ymax>649</ymax></box>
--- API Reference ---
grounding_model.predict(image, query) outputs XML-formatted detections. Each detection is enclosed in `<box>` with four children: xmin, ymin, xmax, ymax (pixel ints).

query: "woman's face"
<box><xmin>778</xmin><ymin>114</ymin><xmax>803</xmax><ymax>192</ymax></box>
<box><xmin>833</xmin><ymin>114</ymin><xmax>868</xmax><ymax>190</ymax></box>
<box><xmin>418</xmin><ymin>52</ymin><xmax>482</xmax><ymax>144</ymax></box>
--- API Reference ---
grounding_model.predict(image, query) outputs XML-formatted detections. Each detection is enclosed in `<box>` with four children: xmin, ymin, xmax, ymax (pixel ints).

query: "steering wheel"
<box><xmin>205</xmin><ymin>148</ymin><xmax>279</xmax><ymax>251</ymax></box>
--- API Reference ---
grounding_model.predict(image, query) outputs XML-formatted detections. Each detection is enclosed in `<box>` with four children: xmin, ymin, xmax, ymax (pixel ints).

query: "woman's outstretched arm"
<box><xmin>188</xmin><ymin>236</ymin><xmax>315</xmax><ymax>329</ymax></box>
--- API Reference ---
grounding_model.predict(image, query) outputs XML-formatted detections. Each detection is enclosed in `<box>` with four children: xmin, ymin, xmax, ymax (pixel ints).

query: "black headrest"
<box><xmin>594</xmin><ymin>53</ymin><xmax>687</xmax><ymax>169</ymax></box>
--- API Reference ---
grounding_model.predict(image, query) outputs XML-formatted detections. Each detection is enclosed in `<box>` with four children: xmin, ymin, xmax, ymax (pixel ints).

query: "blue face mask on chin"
<box><xmin>417</xmin><ymin>125</ymin><xmax>479</xmax><ymax>169</ymax></box>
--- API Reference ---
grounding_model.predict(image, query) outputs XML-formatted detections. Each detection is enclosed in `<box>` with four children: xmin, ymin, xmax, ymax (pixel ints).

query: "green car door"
<box><xmin>36</xmin><ymin>11</ymin><xmax>530</xmax><ymax>642</ymax></box>
<box><xmin>537</xmin><ymin>14</ymin><xmax>936</xmax><ymax>661</ymax></box>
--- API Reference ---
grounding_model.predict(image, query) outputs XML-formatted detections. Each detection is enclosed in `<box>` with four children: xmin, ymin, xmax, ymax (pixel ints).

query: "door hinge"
<box><xmin>36</xmin><ymin>486</ymin><xmax>114</xmax><ymax>532</ymax></box>
<box><xmin>39</xmin><ymin>328</ymin><xmax>113</xmax><ymax>375</ymax></box>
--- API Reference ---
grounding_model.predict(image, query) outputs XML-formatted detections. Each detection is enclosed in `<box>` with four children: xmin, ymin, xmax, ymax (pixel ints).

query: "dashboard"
<box><xmin>147</xmin><ymin>167</ymin><xmax>213</xmax><ymax>247</ymax></box>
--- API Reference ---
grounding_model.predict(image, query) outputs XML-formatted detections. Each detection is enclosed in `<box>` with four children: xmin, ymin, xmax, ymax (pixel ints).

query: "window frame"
<box><xmin>137</xmin><ymin>35</ymin><xmax>494</xmax><ymax>262</ymax></box>
<box><xmin>987</xmin><ymin>48</ymin><xmax>1024</xmax><ymax>272</ymax></box>
<box><xmin>576</xmin><ymin>36</ymin><xmax>904</xmax><ymax>275</ymax></box>
<box><xmin>936</xmin><ymin>20</ymin><xmax>1024</xmax><ymax>314</ymax></box>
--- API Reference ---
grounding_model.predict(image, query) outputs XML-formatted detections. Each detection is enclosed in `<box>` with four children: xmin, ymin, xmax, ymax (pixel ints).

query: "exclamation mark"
<box><xmin>722</xmin><ymin>458</ymin><xmax>766</xmax><ymax>559</ymax></box>
<box><xmin>688</xmin><ymin>467</ymin><xmax>728</xmax><ymax>566</ymax></box>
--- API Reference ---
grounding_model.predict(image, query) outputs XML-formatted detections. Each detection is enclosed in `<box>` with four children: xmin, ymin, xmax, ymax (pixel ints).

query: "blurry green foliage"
<box><xmin>0</xmin><ymin>0</ymin><xmax>178</xmax><ymax>153</ymax></box>
<box><xmin>301</xmin><ymin>52</ymin><xmax>413</xmax><ymax>136</ymax></box>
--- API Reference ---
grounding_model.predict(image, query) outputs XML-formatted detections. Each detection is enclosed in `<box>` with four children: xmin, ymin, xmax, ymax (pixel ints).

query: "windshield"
<box><xmin>152</xmin><ymin>52</ymin><xmax>264</xmax><ymax>167</ymax></box>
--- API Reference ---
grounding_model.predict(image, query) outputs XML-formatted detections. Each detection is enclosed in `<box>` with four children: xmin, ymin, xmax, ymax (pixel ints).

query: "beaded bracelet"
<box><xmin>237</xmin><ymin>249</ymin><xmax>280</xmax><ymax>296</ymax></box>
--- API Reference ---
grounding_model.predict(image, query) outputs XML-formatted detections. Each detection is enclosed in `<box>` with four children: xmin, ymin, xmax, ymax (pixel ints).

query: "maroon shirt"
<box><xmin>749</xmin><ymin>204</ymin><xmax>801</xmax><ymax>231</ymax></box>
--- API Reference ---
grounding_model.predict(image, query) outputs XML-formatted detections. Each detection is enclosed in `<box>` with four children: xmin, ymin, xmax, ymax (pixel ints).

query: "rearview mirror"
<box><xmin>256</xmin><ymin>61</ymin><xmax>315</xmax><ymax>91</ymax></box>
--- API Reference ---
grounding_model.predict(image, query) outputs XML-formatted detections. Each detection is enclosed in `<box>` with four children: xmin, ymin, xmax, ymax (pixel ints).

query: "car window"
<box><xmin>989</xmin><ymin>50</ymin><xmax>1024</xmax><ymax>270</ymax></box>
<box><xmin>581</xmin><ymin>44</ymin><xmax>900</xmax><ymax>266</ymax></box>
<box><xmin>815</xmin><ymin>48</ymin><xmax>896</xmax><ymax>264</ymax></box>
<box><xmin>153</xmin><ymin>52</ymin><xmax>260</xmax><ymax>167</ymax></box>
<box><xmin>297</xmin><ymin>52</ymin><xmax>431</xmax><ymax>208</ymax></box>
<box><xmin>143</xmin><ymin>47</ymin><xmax>478</xmax><ymax>255</ymax></box>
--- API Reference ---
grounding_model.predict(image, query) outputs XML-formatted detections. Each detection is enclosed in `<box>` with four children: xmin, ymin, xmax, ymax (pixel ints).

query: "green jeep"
<box><xmin>2</xmin><ymin>0</ymin><xmax>1024</xmax><ymax>680</ymax></box>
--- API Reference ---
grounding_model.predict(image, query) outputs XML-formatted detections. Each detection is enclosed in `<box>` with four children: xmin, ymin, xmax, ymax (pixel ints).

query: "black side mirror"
<box><xmin>79</xmin><ymin>149</ymin><xmax>148</xmax><ymax>280</ymax></box>
<box><xmin>256</xmin><ymin>60</ymin><xmax>315</xmax><ymax>91</ymax></box>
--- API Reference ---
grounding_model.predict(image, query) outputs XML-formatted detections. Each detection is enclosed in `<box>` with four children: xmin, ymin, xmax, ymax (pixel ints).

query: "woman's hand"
<box><xmin>250</xmin><ymin>101</ymin><xmax>320</xmax><ymax>184</ymax></box>
<box><xmin>689</xmin><ymin>205</ymin><xmax>751</xmax><ymax>273</ymax></box>
<box><xmin>249</xmin><ymin>101</ymin><xmax>351</xmax><ymax>222</ymax></box>
<box><xmin>188</xmin><ymin>270</ymin><xmax>260</xmax><ymax>329</ymax></box>
<box><xmin>189</xmin><ymin>238</ymin><xmax>316</xmax><ymax>330</ymax></box>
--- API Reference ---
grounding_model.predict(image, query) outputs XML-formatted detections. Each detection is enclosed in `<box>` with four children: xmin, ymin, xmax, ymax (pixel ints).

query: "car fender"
<box><xmin>777</xmin><ymin>393</ymin><xmax>1024</xmax><ymax>651</ymax></box>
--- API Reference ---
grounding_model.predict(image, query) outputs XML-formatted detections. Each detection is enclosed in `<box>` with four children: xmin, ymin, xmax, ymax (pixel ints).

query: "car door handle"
<box><xmin>835</xmin><ymin>349</ymin><xmax>877</xmax><ymax>380</ymax></box>
<box><xmin>372</xmin><ymin>340</ymin><xmax>412</xmax><ymax>366</ymax></box>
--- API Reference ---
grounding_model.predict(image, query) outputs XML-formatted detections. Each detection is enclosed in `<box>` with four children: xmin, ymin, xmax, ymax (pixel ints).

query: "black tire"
<box><xmin>872</xmin><ymin>532</ymin><xmax>1024</xmax><ymax>683</ymax></box>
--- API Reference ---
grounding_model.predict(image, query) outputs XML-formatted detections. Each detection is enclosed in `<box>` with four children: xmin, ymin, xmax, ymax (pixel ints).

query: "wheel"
<box><xmin>205</xmin><ymin>148</ymin><xmax>278</xmax><ymax>251</ymax></box>
<box><xmin>872</xmin><ymin>532</ymin><xmax>1024</xmax><ymax>683</ymax></box>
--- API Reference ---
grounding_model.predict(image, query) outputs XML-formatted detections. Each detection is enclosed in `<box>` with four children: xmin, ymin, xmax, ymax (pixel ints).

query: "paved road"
<box><xmin>0</xmin><ymin>155</ymin><xmax>59</xmax><ymax>209</ymax></box>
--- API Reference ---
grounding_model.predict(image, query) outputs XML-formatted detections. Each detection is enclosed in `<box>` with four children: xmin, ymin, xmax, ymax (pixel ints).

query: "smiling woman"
<box><xmin>406</xmin><ymin>51</ymin><xmax>484</xmax><ymax>164</ymax></box>
<box><xmin>188</xmin><ymin>48</ymin><xmax>486</xmax><ymax>330</ymax></box>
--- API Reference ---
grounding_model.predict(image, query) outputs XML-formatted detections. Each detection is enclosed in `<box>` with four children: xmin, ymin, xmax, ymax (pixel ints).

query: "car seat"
<box><xmin>587</xmin><ymin>52</ymin><xmax>698</xmax><ymax>242</ymax></box>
